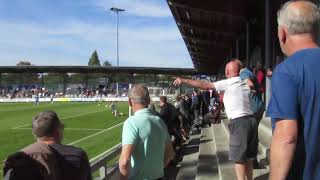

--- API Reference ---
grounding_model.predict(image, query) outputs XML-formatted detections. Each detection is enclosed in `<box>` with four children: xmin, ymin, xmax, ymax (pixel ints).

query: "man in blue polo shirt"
<box><xmin>267</xmin><ymin>1</ymin><xmax>320</xmax><ymax>179</ymax></box>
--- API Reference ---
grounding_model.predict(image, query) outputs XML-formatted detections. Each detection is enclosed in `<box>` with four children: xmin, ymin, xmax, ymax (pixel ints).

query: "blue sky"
<box><xmin>0</xmin><ymin>0</ymin><xmax>193</xmax><ymax>68</ymax></box>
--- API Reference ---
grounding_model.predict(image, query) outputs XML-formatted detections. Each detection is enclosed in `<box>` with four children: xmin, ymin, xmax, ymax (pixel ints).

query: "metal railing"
<box><xmin>90</xmin><ymin>143</ymin><xmax>122</xmax><ymax>180</ymax></box>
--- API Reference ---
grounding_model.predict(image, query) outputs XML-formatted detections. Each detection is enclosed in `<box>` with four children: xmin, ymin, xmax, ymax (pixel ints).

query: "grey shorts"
<box><xmin>228</xmin><ymin>115</ymin><xmax>259</xmax><ymax>162</ymax></box>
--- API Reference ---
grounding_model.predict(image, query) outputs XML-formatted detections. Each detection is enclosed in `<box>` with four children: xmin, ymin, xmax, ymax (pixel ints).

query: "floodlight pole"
<box><xmin>110</xmin><ymin>7</ymin><xmax>125</xmax><ymax>96</ymax></box>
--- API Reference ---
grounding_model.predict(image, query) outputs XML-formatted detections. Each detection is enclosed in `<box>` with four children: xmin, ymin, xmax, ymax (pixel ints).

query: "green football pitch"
<box><xmin>0</xmin><ymin>101</ymin><xmax>128</xmax><ymax>177</ymax></box>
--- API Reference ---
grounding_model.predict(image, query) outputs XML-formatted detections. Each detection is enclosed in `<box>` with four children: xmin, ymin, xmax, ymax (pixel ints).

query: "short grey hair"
<box><xmin>128</xmin><ymin>84</ymin><xmax>150</xmax><ymax>106</ymax></box>
<box><xmin>32</xmin><ymin>111</ymin><xmax>63</xmax><ymax>138</ymax></box>
<box><xmin>277</xmin><ymin>1</ymin><xmax>320</xmax><ymax>35</ymax></box>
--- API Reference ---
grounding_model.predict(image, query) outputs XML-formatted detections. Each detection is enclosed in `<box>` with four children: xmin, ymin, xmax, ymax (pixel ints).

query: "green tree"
<box><xmin>88</xmin><ymin>50</ymin><xmax>101</xmax><ymax>66</ymax></box>
<box><xmin>17</xmin><ymin>61</ymin><xmax>32</xmax><ymax>66</ymax></box>
<box><xmin>103</xmin><ymin>60</ymin><xmax>112</xmax><ymax>66</ymax></box>
<box><xmin>5</xmin><ymin>61</ymin><xmax>39</xmax><ymax>85</ymax></box>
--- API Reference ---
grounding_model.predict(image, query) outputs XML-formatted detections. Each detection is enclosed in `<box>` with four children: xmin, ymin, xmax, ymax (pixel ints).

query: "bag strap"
<box><xmin>3</xmin><ymin>169</ymin><xmax>13</xmax><ymax>180</ymax></box>
<box><xmin>47</xmin><ymin>145</ymin><xmax>67</xmax><ymax>178</ymax></box>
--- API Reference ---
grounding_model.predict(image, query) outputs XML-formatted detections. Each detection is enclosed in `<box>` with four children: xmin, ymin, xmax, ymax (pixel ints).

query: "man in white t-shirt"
<box><xmin>173</xmin><ymin>60</ymin><xmax>258</xmax><ymax>180</ymax></box>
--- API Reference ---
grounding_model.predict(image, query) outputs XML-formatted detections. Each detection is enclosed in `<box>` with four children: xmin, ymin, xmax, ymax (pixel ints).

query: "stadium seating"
<box><xmin>175</xmin><ymin>113</ymin><xmax>271</xmax><ymax>180</ymax></box>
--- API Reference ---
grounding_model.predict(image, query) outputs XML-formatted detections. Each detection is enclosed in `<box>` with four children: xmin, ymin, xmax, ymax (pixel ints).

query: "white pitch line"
<box><xmin>12</xmin><ymin>124</ymin><xmax>33</xmax><ymax>129</ymax></box>
<box><xmin>12</xmin><ymin>109</ymin><xmax>107</xmax><ymax>129</ymax></box>
<box><xmin>0</xmin><ymin>102</ymin><xmax>67</xmax><ymax>112</ymax></box>
<box><xmin>13</xmin><ymin>128</ymin><xmax>106</xmax><ymax>131</ymax></box>
<box><xmin>67</xmin><ymin>122</ymin><xmax>124</xmax><ymax>146</ymax></box>
<box><xmin>64</xmin><ymin>128</ymin><xmax>106</xmax><ymax>131</ymax></box>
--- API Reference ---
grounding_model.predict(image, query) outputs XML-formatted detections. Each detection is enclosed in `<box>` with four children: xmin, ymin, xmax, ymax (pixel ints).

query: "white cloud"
<box><xmin>97</xmin><ymin>0</ymin><xmax>171</xmax><ymax>18</ymax></box>
<box><xmin>0</xmin><ymin>20</ymin><xmax>192</xmax><ymax>68</ymax></box>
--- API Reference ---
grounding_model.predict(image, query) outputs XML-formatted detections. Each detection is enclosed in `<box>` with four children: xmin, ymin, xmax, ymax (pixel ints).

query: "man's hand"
<box><xmin>172</xmin><ymin>77</ymin><xmax>185</xmax><ymax>86</ymax></box>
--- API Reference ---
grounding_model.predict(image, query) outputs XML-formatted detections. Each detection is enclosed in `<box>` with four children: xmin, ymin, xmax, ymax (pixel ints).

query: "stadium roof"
<box><xmin>0</xmin><ymin>66</ymin><xmax>202</xmax><ymax>75</ymax></box>
<box><xmin>166</xmin><ymin>0</ymin><xmax>287</xmax><ymax>74</ymax></box>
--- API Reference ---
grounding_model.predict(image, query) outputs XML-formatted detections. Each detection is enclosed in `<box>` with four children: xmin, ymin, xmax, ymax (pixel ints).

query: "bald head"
<box><xmin>233</xmin><ymin>59</ymin><xmax>244</xmax><ymax>69</ymax></box>
<box><xmin>225</xmin><ymin>61</ymin><xmax>240</xmax><ymax>78</ymax></box>
<box><xmin>278</xmin><ymin>1</ymin><xmax>320</xmax><ymax>35</ymax></box>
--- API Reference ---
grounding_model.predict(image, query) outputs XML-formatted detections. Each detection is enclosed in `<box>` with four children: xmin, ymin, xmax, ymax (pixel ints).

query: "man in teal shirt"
<box><xmin>119</xmin><ymin>84</ymin><xmax>175</xmax><ymax>180</ymax></box>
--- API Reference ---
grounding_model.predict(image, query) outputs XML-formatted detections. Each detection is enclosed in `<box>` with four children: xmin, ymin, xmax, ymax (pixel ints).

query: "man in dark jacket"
<box><xmin>5</xmin><ymin>111</ymin><xmax>92</xmax><ymax>180</ymax></box>
<box><xmin>159</xmin><ymin>96</ymin><xmax>182</xmax><ymax>147</ymax></box>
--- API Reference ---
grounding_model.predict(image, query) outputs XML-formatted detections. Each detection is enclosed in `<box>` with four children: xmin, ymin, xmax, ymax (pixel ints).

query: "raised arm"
<box><xmin>173</xmin><ymin>77</ymin><xmax>215</xmax><ymax>90</ymax></box>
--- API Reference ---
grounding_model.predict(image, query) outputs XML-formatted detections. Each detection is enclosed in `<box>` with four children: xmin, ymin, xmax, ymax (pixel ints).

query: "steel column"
<box><xmin>246</xmin><ymin>22</ymin><xmax>250</xmax><ymax>68</ymax></box>
<box><xmin>85</xmin><ymin>73</ymin><xmax>89</xmax><ymax>90</ymax></box>
<box><xmin>116</xmin><ymin>11</ymin><xmax>119</xmax><ymax>96</ymax></box>
<box><xmin>63</xmin><ymin>73</ymin><xmax>67</xmax><ymax>95</ymax></box>
<box><xmin>236</xmin><ymin>39</ymin><xmax>240</xmax><ymax>58</ymax></box>
<box><xmin>41</xmin><ymin>73</ymin><xmax>44</xmax><ymax>88</ymax></box>
<box><xmin>265</xmin><ymin>0</ymin><xmax>272</xmax><ymax>107</ymax></box>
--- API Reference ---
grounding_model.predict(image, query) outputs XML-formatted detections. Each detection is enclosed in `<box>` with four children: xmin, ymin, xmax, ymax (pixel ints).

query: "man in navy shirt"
<box><xmin>267</xmin><ymin>1</ymin><xmax>320</xmax><ymax>179</ymax></box>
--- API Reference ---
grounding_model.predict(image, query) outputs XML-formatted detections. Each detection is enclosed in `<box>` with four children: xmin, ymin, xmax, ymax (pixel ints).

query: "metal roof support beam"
<box><xmin>189</xmin><ymin>50</ymin><xmax>224</xmax><ymax>57</ymax></box>
<box><xmin>265</xmin><ymin>0</ymin><xmax>272</xmax><ymax>108</ymax></box>
<box><xmin>190</xmin><ymin>52</ymin><xmax>227</xmax><ymax>60</ymax></box>
<box><xmin>190</xmin><ymin>53</ymin><xmax>211</xmax><ymax>59</ymax></box>
<box><xmin>185</xmin><ymin>10</ymin><xmax>191</xmax><ymax>21</ymax></box>
<box><xmin>168</xmin><ymin>0</ymin><xmax>246</xmax><ymax>21</ymax></box>
<box><xmin>168</xmin><ymin>1</ymin><xmax>182</xmax><ymax>22</ymax></box>
<box><xmin>167</xmin><ymin>0</ymin><xmax>188</xmax><ymax>40</ymax></box>
<box><xmin>192</xmin><ymin>60</ymin><xmax>221</xmax><ymax>66</ymax></box>
<box><xmin>187</xmin><ymin>44</ymin><xmax>211</xmax><ymax>49</ymax></box>
<box><xmin>191</xmin><ymin>55</ymin><xmax>212</xmax><ymax>61</ymax></box>
<box><xmin>178</xmin><ymin>22</ymin><xmax>235</xmax><ymax>37</ymax></box>
<box><xmin>190</xmin><ymin>54</ymin><xmax>225</xmax><ymax>64</ymax></box>
<box><xmin>184</xmin><ymin>37</ymin><xmax>230</xmax><ymax>47</ymax></box>
<box><xmin>187</xmin><ymin>44</ymin><xmax>228</xmax><ymax>53</ymax></box>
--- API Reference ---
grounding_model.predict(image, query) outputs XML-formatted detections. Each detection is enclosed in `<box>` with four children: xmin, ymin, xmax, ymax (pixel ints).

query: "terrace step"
<box><xmin>196</xmin><ymin>126</ymin><xmax>219</xmax><ymax>180</ymax></box>
<box><xmin>176</xmin><ymin>128</ymin><xmax>201</xmax><ymax>180</ymax></box>
<box><xmin>177</xmin><ymin>113</ymin><xmax>271</xmax><ymax>180</ymax></box>
<box><xmin>212</xmin><ymin>123</ymin><xmax>237</xmax><ymax>180</ymax></box>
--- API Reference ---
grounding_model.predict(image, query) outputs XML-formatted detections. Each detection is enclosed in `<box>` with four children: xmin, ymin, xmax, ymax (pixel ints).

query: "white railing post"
<box><xmin>90</xmin><ymin>144</ymin><xmax>122</xmax><ymax>180</ymax></box>
<box><xmin>129</xmin><ymin>84</ymin><xmax>132</xmax><ymax>117</ymax></box>
<box><xmin>99</xmin><ymin>165</ymin><xmax>108</xmax><ymax>180</ymax></box>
